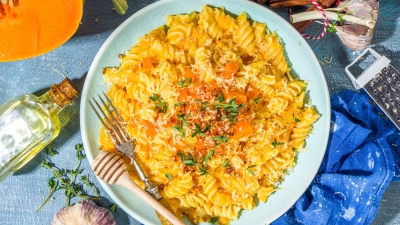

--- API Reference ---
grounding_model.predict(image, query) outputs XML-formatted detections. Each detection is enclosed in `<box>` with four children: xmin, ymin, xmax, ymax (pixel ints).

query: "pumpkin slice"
<box><xmin>0</xmin><ymin>0</ymin><xmax>83</xmax><ymax>62</ymax></box>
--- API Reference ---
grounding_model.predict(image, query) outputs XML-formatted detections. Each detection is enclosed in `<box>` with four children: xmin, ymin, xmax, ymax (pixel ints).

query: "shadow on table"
<box><xmin>74</xmin><ymin>0</ymin><xmax>155</xmax><ymax>37</ymax></box>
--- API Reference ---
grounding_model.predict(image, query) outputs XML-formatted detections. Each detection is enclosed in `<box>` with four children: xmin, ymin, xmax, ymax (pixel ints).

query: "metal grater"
<box><xmin>345</xmin><ymin>48</ymin><xmax>400</xmax><ymax>130</ymax></box>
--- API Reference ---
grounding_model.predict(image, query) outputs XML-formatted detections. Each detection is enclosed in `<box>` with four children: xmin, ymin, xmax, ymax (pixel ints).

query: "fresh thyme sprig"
<box><xmin>213</xmin><ymin>135</ymin><xmax>229</xmax><ymax>146</ymax></box>
<box><xmin>177</xmin><ymin>113</ymin><xmax>190</xmax><ymax>127</ymax></box>
<box><xmin>172</xmin><ymin>123</ymin><xmax>186</xmax><ymax>139</ymax></box>
<box><xmin>177</xmin><ymin>152</ymin><xmax>198</xmax><ymax>166</ymax></box>
<box><xmin>149</xmin><ymin>93</ymin><xmax>168</xmax><ymax>113</ymax></box>
<box><xmin>196</xmin><ymin>98</ymin><xmax>245</xmax><ymax>124</ymax></box>
<box><xmin>192</xmin><ymin>123</ymin><xmax>211</xmax><ymax>137</ymax></box>
<box><xmin>36</xmin><ymin>144</ymin><xmax>100</xmax><ymax>212</ymax></box>
<box><xmin>202</xmin><ymin>149</ymin><xmax>214</xmax><ymax>167</ymax></box>
<box><xmin>177</xmin><ymin>152</ymin><xmax>211</xmax><ymax>176</ymax></box>
<box><xmin>46</xmin><ymin>145</ymin><xmax>58</xmax><ymax>156</ymax></box>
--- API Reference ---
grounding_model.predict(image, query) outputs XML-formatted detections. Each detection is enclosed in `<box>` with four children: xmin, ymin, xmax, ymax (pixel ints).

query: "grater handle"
<box><xmin>345</xmin><ymin>48</ymin><xmax>391</xmax><ymax>89</ymax></box>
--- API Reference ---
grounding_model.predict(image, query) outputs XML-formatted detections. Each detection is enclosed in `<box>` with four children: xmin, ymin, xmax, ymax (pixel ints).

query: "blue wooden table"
<box><xmin>0</xmin><ymin>0</ymin><xmax>399</xmax><ymax>224</ymax></box>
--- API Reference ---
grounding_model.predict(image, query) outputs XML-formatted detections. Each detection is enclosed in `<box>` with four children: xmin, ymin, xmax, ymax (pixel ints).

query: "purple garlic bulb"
<box><xmin>52</xmin><ymin>200</ymin><xmax>117</xmax><ymax>225</ymax></box>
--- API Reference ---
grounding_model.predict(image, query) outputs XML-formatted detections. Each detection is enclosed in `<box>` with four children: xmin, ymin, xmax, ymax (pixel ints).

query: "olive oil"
<box><xmin>0</xmin><ymin>78</ymin><xmax>78</xmax><ymax>182</ymax></box>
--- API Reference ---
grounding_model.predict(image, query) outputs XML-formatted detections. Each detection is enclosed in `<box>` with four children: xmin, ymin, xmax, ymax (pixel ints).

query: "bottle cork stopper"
<box><xmin>49</xmin><ymin>78</ymin><xmax>79</xmax><ymax>108</ymax></box>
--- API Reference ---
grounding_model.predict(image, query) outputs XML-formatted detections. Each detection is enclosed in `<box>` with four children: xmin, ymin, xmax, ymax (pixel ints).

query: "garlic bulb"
<box><xmin>52</xmin><ymin>200</ymin><xmax>117</xmax><ymax>225</ymax></box>
<box><xmin>289</xmin><ymin>0</ymin><xmax>379</xmax><ymax>50</ymax></box>
<box><xmin>336</xmin><ymin>24</ymin><xmax>373</xmax><ymax>50</ymax></box>
<box><xmin>327</xmin><ymin>0</ymin><xmax>379</xmax><ymax>28</ymax></box>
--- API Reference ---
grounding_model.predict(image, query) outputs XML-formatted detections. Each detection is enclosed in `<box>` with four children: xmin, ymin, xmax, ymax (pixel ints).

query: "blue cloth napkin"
<box><xmin>273</xmin><ymin>90</ymin><xmax>400</xmax><ymax>225</ymax></box>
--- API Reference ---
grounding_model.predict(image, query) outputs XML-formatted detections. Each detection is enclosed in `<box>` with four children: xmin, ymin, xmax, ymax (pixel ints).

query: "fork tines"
<box><xmin>89</xmin><ymin>92</ymin><xmax>132</xmax><ymax>146</ymax></box>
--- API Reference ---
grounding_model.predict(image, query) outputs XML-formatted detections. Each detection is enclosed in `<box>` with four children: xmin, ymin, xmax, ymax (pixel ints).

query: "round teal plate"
<box><xmin>80</xmin><ymin>0</ymin><xmax>331</xmax><ymax>224</ymax></box>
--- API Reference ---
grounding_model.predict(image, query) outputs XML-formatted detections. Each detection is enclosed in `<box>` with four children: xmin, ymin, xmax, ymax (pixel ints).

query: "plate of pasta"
<box><xmin>80</xmin><ymin>0</ymin><xmax>331</xmax><ymax>224</ymax></box>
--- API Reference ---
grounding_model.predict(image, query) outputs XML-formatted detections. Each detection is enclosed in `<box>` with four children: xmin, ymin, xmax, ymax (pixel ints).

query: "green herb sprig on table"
<box><xmin>108</xmin><ymin>203</ymin><xmax>120</xmax><ymax>213</ymax></box>
<box><xmin>36</xmin><ymin>144</ymin><xmax>100</xmax><ymax>212</ymax></box>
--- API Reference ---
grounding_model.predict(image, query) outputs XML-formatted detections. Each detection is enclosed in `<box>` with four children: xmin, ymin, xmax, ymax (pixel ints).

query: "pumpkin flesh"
<box><xmin>0</xmin><ymin>0</ymin><xmax>83</xmax><ymax>62</ymax></box>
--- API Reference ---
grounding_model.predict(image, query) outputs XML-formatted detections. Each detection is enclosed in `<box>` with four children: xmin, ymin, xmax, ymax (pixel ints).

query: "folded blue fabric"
<box><xmin>273</xmin><ymin>90</ymin><xmax>400</xmax><ymax>225</ymax></box>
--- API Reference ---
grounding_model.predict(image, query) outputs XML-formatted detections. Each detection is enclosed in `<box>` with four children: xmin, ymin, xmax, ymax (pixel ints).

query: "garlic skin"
<box><xmin>336</xmin><ymin>24</ymin><xmax>373</xmax><ymax>50</ymax></box>
<box><xmin>52</xmin><ymin>200</ymin><xmax>117</xmax><ymax>225</ymax></box>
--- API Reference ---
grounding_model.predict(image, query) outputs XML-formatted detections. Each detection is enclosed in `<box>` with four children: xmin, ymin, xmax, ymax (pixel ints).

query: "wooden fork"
<box><xmin>91</xmin><ymin>151</ymin><xmax>184</xmax><ymax>225</ymax></box>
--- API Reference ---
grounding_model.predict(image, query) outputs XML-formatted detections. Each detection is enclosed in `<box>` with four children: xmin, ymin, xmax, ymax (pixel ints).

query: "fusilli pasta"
<box><xmin>100</xmin><ymin>5</ymin><xmax>319</xmax><ymax>224</ymax></box>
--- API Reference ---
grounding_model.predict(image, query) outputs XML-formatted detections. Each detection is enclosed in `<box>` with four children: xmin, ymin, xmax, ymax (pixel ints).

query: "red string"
<box><xmin>289</xmin><ymin>0</ymin><xmax>328</xmax><ymax>40</ymax></box>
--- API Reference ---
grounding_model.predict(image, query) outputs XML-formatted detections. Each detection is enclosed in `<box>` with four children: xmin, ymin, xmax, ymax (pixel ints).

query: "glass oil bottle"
<box><xmin>0</xmin><ymin>78</ymin><xmax>78</xmax><ymax>182</ymax></box>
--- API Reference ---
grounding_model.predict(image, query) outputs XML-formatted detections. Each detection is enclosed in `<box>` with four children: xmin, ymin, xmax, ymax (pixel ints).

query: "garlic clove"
<box><xmin>336</xmin><ymin>24</ymin><xmax>373</xmax><ymax>50</ymax></box>
<box><xmin>52</xmin><ymin>200</ymin><xmax>117</xmax><ymax>225</ymax></box>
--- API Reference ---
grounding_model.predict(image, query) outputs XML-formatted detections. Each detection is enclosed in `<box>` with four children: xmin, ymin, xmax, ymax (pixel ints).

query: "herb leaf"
<box><xmin>173</xmin><ymin>123</ymin><xmax>186</xmax><ymax>138</ymax></box>
<box><xmin>175</xmin><ymin>102</ymin><xmax>185</xmax><ymax>107</ymax></box>
<box><xmin>246</xmin><ymin>165</ymin><xmax>256</xmax><ymax>175</ymax></box>
<box><xmin>149</xmin><ymin>93</ymin><xmax>168</xmax><ymax>113</ymax></box>
<box><xmin>109</xmin><ymin>203</ymin><xmax>119</xmax><ymax>213</ymax></box>
<box><xmin>178</xmin><ymin>113</ymin><xmax>190</xmax><ymax>127</ymax></box>
<box><xmin>328</xmin><ymin>12</ymin><xmax>347</xmax><ymax>33</ymax></box>
<box><xmin>177</xmin><ymin>78</ymin><xmax>193</xmax><ymax>88</ymax></box>
<box><xmin>210</xmin><ymin>216</ymin><xmax>219</xmax><ymax>223</ymax></box>
<box><xmin>165</xmin><ymin>173</ymin><xmax>173</xmax><ymax>180</ymax></box>
<box><xmin>222</xmin><ymin>159</ymin><xmax>229</xmax><ymax>168</ymax></box>
<box><xmin>46</xmin><ymin>146</ymin><xmax>59</xmax><ymax>156</ymax></box>
<box><xmin>213</xmin><ymin>135</ymin><xmax>228</xmax><ymax>146</ymax></box>
<box><xmin>271</xmin><ymin>138</ymin><xmax>285</xmax><ymax>149</ymax></box>
<box><xmin>292</xmin><ymin>112</ymin><xmax>301</xmax><ymax>122</ymax></box>
<box><xmin>191</xmin><ymin>123</ymin><xmax>211</xmax><ymax>138</ymax></box>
